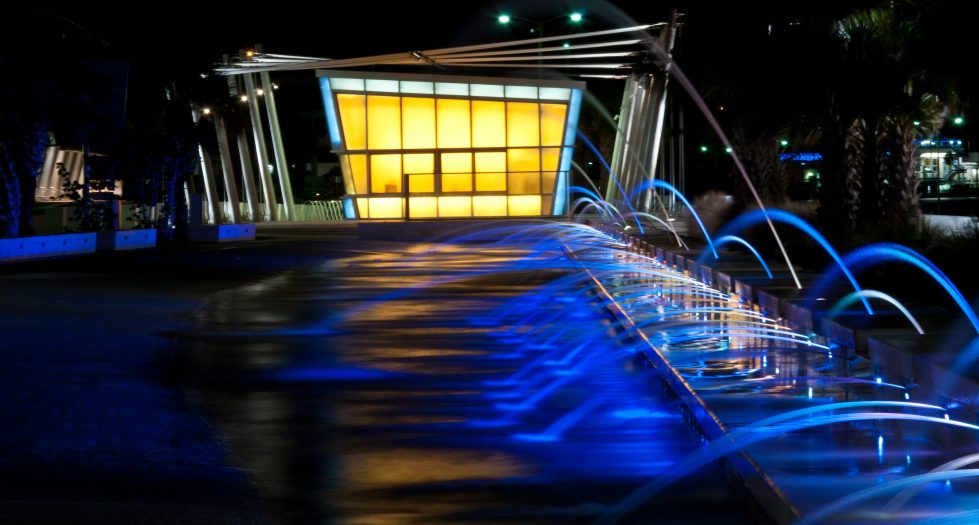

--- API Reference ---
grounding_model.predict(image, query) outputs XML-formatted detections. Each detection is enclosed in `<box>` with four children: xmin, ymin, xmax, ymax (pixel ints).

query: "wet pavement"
<box><xmin>0</xmin><ymin>224</ymin><xmax>752</xmax><ymax>524</ymax></box>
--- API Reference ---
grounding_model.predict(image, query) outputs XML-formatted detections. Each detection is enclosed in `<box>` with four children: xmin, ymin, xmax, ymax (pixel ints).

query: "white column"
<box><xmin>214</xmin><ymin>115</ymin><xmax>242</xmax><ymax>224</ymax></box>
<box><xmin>236</xmin><ymin>133</ymin><xmax>262</xmax><ymax>222</ymax></box>
<box><xmin>260</xmin><ymin>71</ymin><xmax>296</xmax><ymax>221</ymax></box>
<box><xmin>244</xmin><ymin>73</ymin><xmax>278</xmax><ymax>221</ymax></box>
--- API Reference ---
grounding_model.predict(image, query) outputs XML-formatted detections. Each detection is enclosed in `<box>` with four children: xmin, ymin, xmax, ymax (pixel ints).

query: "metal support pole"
<box><xmin>192</xmin><ymin>108</ymin><xmax>221</xmax><ymax>224</ymax></box>
<box><xmin>214</xmin><ymin>115</ymin><xmax>242</xmax><ymax>224</ymax></box>
<box><xmin>607</xmin><ymin>76</ymin><xmax>640</xmax><ymax>203</ymax></box>
<box><xmin>643</xmin><ymin>16</ymin><xmax>679</xmax><ymax>214</ymax></box>
<box><xmin>195</xmin><ymin>145</ymin><xmax>221</xmax><ymax>224</ymax></box>
<box><xmin>260</xmin><ymin>71</ymin><xmax>296</xmax><ymax>221</ymax></box>
<box><xmin>236</xmin><ymin>132</ymin><xmax>262</xmax><ymax>222</ymax></box>
<box><xmin>244</xmin><ymin>73</ymin><xmax>278</xmax><ymax>221</ymax></box>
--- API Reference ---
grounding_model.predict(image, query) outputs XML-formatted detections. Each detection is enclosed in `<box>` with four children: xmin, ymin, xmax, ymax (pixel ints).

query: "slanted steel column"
<box><xmin>192</xmin><ymin>108</ymin><xmax>221</xmax><ymax>224</ymax></box>
<box><xmin>214</xmin><ymin>115</ymin><xmax>242</xmax><ymax>224</ymax></box>
<box><xmin>642</xmin><ymin>15</ymin><xmax>679</xmax><ymax>213</ymax></box>
<box><xmin>260</xmin><ymin>71</ymin><xmax>295</xmax><ymax>221</ymax></box>
<box><xmin>236</xmin><ymin>132</ymin><xmax>262</xmax><ymax>222</ymax></box>
<box><xmin>606</xmin><ymin>75</ymin><xmax>640</xmax><ymax>203</ymax></box>
<box><xmin>243</xmin><ymin>73</ymin><xmax>278</xmax><ymax>221</ymax></box>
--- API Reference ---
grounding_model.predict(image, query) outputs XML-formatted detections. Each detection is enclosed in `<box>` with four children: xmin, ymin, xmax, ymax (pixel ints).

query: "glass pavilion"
<box><xmin>318</xmin><ymin>71</ymin><xmax>583</xmax><ymax>219</ymax></box>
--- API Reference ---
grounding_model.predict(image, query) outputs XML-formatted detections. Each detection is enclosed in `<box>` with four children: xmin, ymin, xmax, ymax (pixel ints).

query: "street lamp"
<box><xmin>496</xmin><ymin>12</ymin><xmax>584</xmax><ymax>67</ymax></box>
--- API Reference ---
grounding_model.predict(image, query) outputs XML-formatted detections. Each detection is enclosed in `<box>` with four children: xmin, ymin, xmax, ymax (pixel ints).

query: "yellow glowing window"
<box><xmin>404</xmin><ymin>153</ymin><xmax>434</xmax><ymax>192</ymax></box>
<box><xmin>441</xmin><ymin>152</ymin><xmax>472</xmax><ymax>192</ymax></box>
<box><xmin>475</xmin><ymin>152</ymin><xmax>507</xmax><ymax>192</ymax></box>
<box><xmin>507</xmin><ymin>148</ymin><xmax>540</xmax><ymax>173</ymax></box>
<box><xmin>473</xmin><ymin>196</ymin><xmax>507</xmax><ymax>216</ymax></box>
<box><xmin>442</xmin><ymin>174</ymin><xmax>472</xmax><ymax>192</ymax></box>
<box><xmin>437</xmin><ymin>99</ymin><xmax>471</xmax><ymax>148</ymax></box>
<box><xmin>408</xmin><ymin>197</ymin><xmax>437</xmax><ymax>218</ymax></box>
<box><xmin>508</xmin><ymin>172</ymin><xmax>540</xmax><ymax>194</ymax></box>
<box><xmin>347</xmin><ymin>154</ymin><xmax>368</xmax><ymax>194</ymax></box>
<box><xmin>506</xmin><ymin>102</ymin><xmax>540</xmax><ymax>147</ymax></box>
<box><xmin>542</xmin><ymin>195</ymin><xmax>554</xmax><ymax>215</ymax></box>
<box><xmin>404</xmin><ymin>153</ymin><xmax>434</xmax><ymax>175</ymax></box>
<box><xmin>540</xmin><ymin>103</ymin><xmax>568</xmax><ymax>146</ymax></box>
<box><xmin>471</xmin><ymin>100</ymin><xmax>506</xmax><ymax>148</ymax></box>
<box><xmin>441</xmin><ymin>152</ymin><xmax>472</xmax><ymax>173</ymax></box>
<box><xmin>337</xmin><ymin>94</ymin><xmax>366</xmax><ymax>150</ymax></box>
<box><xmin>368</xmin><ymin>197</ymin><xmax>403</xmax><ymax>219</ymax></box>
<box><xmin>367</xmin><ymin>95</ymin><xmax>401</xmax><ymax>149</ymax></box>
<box><xmin>541</xmin><ymin>147</ymin><xmax>561</xmax><ymax>193</ymax></box>
<box><xmin>508</xmin><ymin>195</ymin><xmax>541</xmax><ymax>216</ymax></box>
<box><xmin>475</xmin><ymin>151</ymin><xmax>506</xmax><ymax>173</ymax></box>
<box><xmin>508</xmin><ymin>148</ymin><xmax>541</xmax><ymax>194</ymax></box>
<box><xmin>356</xmin><ymin>197</ymin><xmax>369</xmax><ymax>218</ymax></box>
<box><xmin>438</xmin><ymin>196</ymin><xmax>472</xmax><ymax>217</ymax></box>
<box><xmin>339</xmin><ymin>155</ymin><xmax>354</xmax><ymax>194</ymax></box>
<box><xmin>402</xmin><ymin>97</ymin><xmax>436</xmax><ymax>149</ymax></box>
<box><xmin>475</xmin><ymin>172</ymin><xmax>506</xmax><ymax>192</ymax></box>
<box><xmin>370</xmin><ymin>154</ymin><xmax>402</xmax><ymax>193</ymax></box>
<box><xmin>409</xmin><ymin>174</ymin><xmax>434</xmax><ymax>193</ymax></box>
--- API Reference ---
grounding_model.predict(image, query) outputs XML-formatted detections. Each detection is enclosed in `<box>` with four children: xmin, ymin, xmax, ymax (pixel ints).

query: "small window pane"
<box><xmin>365</xmin><ymin>79</ymin><xmax>399</xmax><ymax>93</ymax></box>
<box><xmin>331</xmin><ymin>78</ymin><xmax>364</xmax><ymax>91</ymax></box>
<box><xmin>473</xmin><ymin>196</ymin><xmax>507</xmax><ymax>216</ymax></box>
<box><xmin>400</xmin><ymin>81</ymin><xmax>434</xmax><ymax>94</ymax></box>
<box><xmin>435</xmin><ymin>82</ymin><xmax>468</xmax><ymax>96</ymax></box>
<box><xmin>539</xmin><ymin>87</ymin><xmax>571</xmax><ymax>101</ymax></box>
<box><xmin>438</xmin><ymin>196</ymin><xmax>471</xmax><ymax>217</ymax></box>
<box><xmin>472</xmin><ymin>100</ymin><xmax>506</xmax><ymax>148</ymax></box>
<box><xmin>505</xmin><ymin>85</ymin><xmax>537</xmax><ymax>99</ymax></box>
<box><xmin>437</xmin><ymin>99</ymin><xmax>471</xmax><ymax>148</ymax></box>
<box><xmin>506</xmin><ymin>102</ymin><xmax>540</xmax><ymax>147</ymax></box>
<box><xmin>470</xmin><ymin>84</ymin><xmax>505</xmax><ymax>98</ymax></box>
<box><xmin>370</xmin><ymin>154</ymin><xmax>402</xmax><ymax>193</ymax></box>
<box><xmin>367</xmin><ymin>96</ymin><xmax>401</xmax><ymax>149</ymax></box>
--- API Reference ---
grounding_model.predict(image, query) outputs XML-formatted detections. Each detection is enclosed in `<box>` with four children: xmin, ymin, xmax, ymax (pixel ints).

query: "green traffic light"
<box><xmin>779</xmin><ymin>139</ymin><xmax>789</xmax><ymax>147</ymax></box>
<box><xmin>913</xmin><ymin>120</ymin><xmax>921</xmax><ymax>126</ymax></box>
<box><xmin>724</xmin><ymin>147</ymin><xmax>733</xmax><ymax>154</ymax></box>
<box><xmin>562</xmin><ymin>42</ymin><xmax>570</xmax><ymax>48</ymax></box>
<box><xmin>498</xmin><ymin>14</ymin><xmax>511</xmax><ymax>24</ymax></box>
<box><xmin>699</xmin><ymin>145</ymin><xmax>709</xmax><ymax>153</ymax></box>
<box><xmin>570</xmin><ymin>12</ymin><xmax>583</xmax><ymax>22</ymax></box>
<box><xmin>953</xmin><ymin>116</ymin><xmax>965</xmax><ymax>125</ymax></box>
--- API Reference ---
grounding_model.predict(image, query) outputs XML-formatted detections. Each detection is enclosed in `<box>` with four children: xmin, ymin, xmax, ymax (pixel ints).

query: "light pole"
<box><xmin>497</xmin><ymin>11</ymin><xmax>583</xmax><ymax>67</ymax></box>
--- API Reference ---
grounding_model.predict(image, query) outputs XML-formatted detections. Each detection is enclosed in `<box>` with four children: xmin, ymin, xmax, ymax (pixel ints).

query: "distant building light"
<box><xmin>256</xmin><ymin>88</ymin><xmax>265</xmax><ymax>96</ymax></box>
<box><xmin>202</xmin><ymin>107</ymin><xmax>212</xmax><ymax>115</ymax></box>
<box><xmin>240</xmin><ymin>95</ymin><xmax>248</xmax><ymax>102</ymax></box>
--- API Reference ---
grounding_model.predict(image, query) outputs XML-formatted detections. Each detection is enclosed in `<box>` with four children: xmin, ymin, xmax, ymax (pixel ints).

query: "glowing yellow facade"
<box><xmin>319</xmin><ymin>71</ymin><xmax>583</xmax><ymax>219</ymax></box>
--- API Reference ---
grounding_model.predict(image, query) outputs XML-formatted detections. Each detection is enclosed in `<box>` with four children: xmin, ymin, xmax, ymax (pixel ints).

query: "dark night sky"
<box><xmin>52</xmin><ymin>2</ymin><xmax>870</xmax><ymax>76</ymax></box>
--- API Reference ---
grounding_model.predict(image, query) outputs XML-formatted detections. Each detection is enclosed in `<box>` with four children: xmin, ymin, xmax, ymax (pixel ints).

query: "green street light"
<box><xmin>498</xmin><ymin>14</ymin><xmax>511</xmax><ymax>24</ymax></box>
<box><xmin>570</xmin><ymin>12</ymin><xmax>583</xmax><ymax>22</ymax></box>
<box><xmin>953</xmin><ymin>116</ymin><xmax>965</xmax><ymax>126</ymax></box>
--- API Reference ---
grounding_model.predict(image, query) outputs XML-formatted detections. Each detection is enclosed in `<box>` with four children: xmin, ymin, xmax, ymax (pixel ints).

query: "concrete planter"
<box><xmin>96</xmin><ymin>229</ymin><xmax>157</xmax><ymax>252</ymax></box>
<box><xmin>0</xmin><ymin>232</ymin><xmax>96</xmax><ymax>262</ymax></box>
<box><xmin>187</xmin><ymin>224</ymin><xmax>256</xmax><ymax>243</ymax></box>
